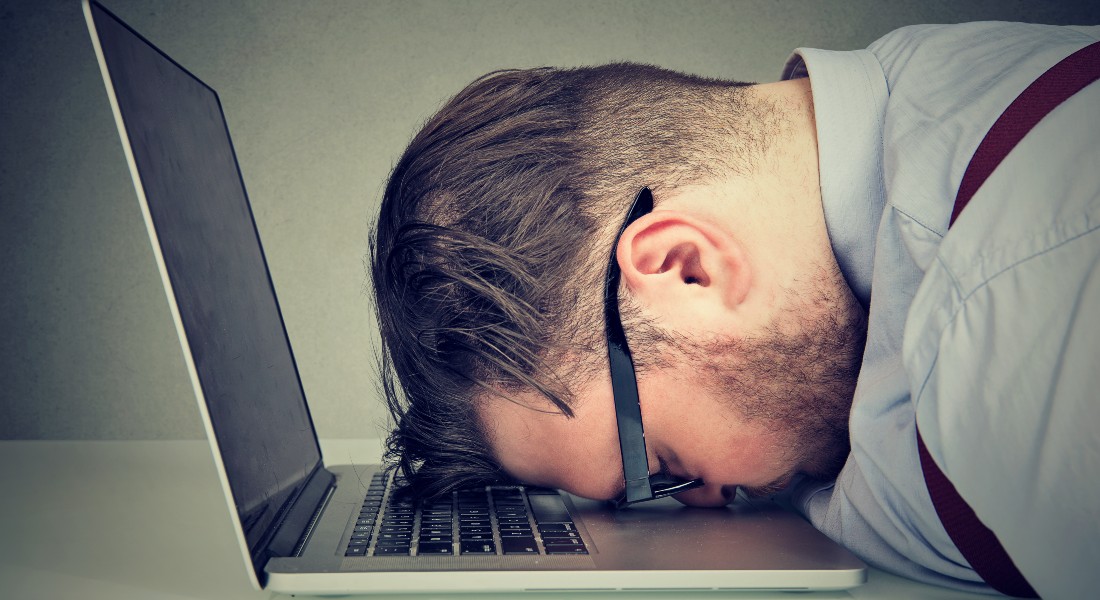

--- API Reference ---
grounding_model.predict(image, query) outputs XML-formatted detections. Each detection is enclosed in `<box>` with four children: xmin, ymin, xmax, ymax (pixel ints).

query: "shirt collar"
<box><xmin>781</xmin><ymin>48</ymin><xmax>888</xmax><ymax>309</ymax></box>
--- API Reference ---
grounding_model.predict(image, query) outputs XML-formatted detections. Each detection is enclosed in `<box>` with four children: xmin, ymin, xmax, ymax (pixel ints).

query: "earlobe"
<box><xmin>616</xmin><ymin>211</ymin><xmax>751</xmax><ymax>314</ymax></box>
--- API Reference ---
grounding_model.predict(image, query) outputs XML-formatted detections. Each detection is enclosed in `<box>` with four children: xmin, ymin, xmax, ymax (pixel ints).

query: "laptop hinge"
<box><xmin>264</xmin><ymin>466</ymin><xmax>335</xmax><ymax>560</ymax></box>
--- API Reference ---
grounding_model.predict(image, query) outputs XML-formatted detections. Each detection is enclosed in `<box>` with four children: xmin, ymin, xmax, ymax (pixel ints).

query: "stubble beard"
<box><xmin>692</xmin><ymin>264</ymin><xmax>869</xmax><ymax>487</ymax></box>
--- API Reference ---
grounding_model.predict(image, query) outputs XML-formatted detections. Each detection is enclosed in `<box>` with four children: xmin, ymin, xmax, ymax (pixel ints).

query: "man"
<box><xmin>371</xmin><ymin>21</ymin><xmax>1099</xmax><ymax>598</ymax></box>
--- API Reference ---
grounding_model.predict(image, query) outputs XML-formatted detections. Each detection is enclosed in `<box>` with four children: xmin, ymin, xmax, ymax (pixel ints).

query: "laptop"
<box><xmin>83</xmin><ymin>0</ymin><xmax>867</xmax><ymax>594</ymax></box>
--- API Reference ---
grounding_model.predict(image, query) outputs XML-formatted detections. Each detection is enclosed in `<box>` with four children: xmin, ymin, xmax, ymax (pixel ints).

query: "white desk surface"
<box><xmin>0</xmin><ymin>440</ymin><xmax>990</xmax><ymax>600</ymax></box>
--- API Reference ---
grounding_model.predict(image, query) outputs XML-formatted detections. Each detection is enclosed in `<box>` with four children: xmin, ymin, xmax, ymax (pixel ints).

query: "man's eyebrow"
<box><xmin>741</xmin><ymin>473</ymin><xmax>791</xmax><ymax>499</ymax></box>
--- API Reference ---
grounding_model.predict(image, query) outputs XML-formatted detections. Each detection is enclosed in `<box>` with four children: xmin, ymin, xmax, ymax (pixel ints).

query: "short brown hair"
<box><xmin>370</xmin><ymin>64</ymin><xmax>757</xmax><ymax>498</ymax></box>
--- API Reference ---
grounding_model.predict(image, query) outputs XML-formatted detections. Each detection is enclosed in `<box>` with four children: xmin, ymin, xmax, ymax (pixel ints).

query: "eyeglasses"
<box><xmin>605</xmin><ymin>187</ymin><xmax>704</xmax><ymax>509</ymax></box>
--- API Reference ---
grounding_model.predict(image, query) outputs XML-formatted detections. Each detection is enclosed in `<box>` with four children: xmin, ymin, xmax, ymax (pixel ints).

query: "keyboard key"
<box><xmin>545</xmin><ymin>544</ymin><xmax>588</xmax><ymax>555</ymax></box>
<box><xmin>460</xmin><ymin>541</ymin><xmax>497</xmax><ymax>555</ymax></box>
<box><xmin>459</xmin><ymin>533</ymin><xmax>493</xmax><ymax>542</ymax></box>
<box><xmin>423</xmin><ymin>500</ymin><xmax>453</xmax><ymax>508</ymax></box>
<box><xmin>537</xmin><ymin>522</ymin><xmax>577</xmax><ymax>533</ymax></box>
<box><xmin>418</xmin><ymin>542</ymin><xmax>454</xmax><ymax>555</ymax></box>
<box><xmin>419</xmin><ymin>534</ymin><xmax>452</xmax><ymax>543</ymax></box>
<box><xmin>528</xmin><ymin>494</ymin><xmax>571</xmax><ymax>523</ymax></box>
<box><xmin>374</xmin><ymin>545</ymin><xmax>411</xmax><ymax>555</ymax></box>
<box><xmin>345</xmin><ymin>545</ymin><xmax>366</xmax><ymax>556</ymax></box>
<box><xmin>499</xmin><ymin>528</ymin><xmax>534</xmax><ymax>537</ymax></box>
<box><xmin>541</xmin><ymin>537</ymin><xmax>585</xmax><ymax>548</ymax></box>
<box><xmin>501</xmin><ymin>537</ymin><xmax>539</xmax><ymax>554</ymax></box>
<box><xmin>541</xmin><ymin>530</ymin><xmax>581</xmax><ymax>541</ymax></box>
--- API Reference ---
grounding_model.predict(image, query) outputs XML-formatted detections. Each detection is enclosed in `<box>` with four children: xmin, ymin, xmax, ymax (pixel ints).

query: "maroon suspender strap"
<box><xmin>952</xmin><ymin>41</ymin><xmax>1100</xmax><ymax>226</ymax></box>
<box><xmin>916</xmin><ymin>436</ymin><xmax>1038</xmax><ymax>597</ymax></box>
<box><xmin>916</xmin><ymin>40</ymin><xmax>1100</xmax><ymax>599</ymax></box>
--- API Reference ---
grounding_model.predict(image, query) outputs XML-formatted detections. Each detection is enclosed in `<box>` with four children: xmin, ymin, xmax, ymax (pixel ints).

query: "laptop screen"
<box><xmin>89</xmin><ymin>1</ymin><xmax>322</xmax><ymax>558</ymax></box>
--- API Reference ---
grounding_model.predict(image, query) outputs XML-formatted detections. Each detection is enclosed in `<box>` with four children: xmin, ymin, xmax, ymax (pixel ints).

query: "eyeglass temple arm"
<box><xmin>605</xmin><ymin>188</ymin><xmax>657</xmax><ymax>505</ymax></box>
<box><xmin>608</xmin><ymin>339</ymin><xmax>655</xmax><ymax>504</ymax></box>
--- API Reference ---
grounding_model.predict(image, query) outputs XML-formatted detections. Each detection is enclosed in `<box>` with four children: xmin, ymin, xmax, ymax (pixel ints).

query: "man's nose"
<box><xmin>671</xmin><ymin>483</ymin><xmax>737</xmax><ymax>507</ymax></box>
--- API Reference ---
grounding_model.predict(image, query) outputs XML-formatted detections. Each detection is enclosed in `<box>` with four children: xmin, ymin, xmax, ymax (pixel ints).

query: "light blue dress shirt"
<box><xmin>780</xmin><ymin>22</ymin><xmax>1100</xmax><ymax>598</ymax></box>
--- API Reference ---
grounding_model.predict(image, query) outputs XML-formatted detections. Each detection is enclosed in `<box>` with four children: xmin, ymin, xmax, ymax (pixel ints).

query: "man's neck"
<box><xmin>669</xmin><ymin>78</ymin><xmax>829</xmax><ymax>308</ymax></box>
<box><xmin>749</xmin><ymin>77</ymin><xmax>828</xmax><ymax>274</ymax></box>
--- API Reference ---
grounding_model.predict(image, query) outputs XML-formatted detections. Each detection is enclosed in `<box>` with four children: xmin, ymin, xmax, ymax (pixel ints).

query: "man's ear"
<box><xmin>616</xmin><ymin>210</ymin><xmax>751</xmax><ymax>324</ymax></box>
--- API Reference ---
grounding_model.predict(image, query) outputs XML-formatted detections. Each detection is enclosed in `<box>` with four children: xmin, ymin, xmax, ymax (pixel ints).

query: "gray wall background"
<box><xmin>3</xmin><ymin>0</ymin><xmax>1098</xmax><ymax>441</ymax></box>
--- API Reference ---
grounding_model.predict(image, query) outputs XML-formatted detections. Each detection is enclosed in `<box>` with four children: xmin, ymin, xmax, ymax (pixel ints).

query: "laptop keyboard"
<box><xmin>345</xmin><ymin>472</ymin><xmax>588</xmax><ymax>557</ymax></box>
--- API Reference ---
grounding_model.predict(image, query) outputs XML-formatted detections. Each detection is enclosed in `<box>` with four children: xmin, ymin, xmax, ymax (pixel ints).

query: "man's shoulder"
<box><xmin>870</xmin><ymin>21</ymin><xmax>1098</xmax><ymax>133</ymax></box>
<box><xmin>868</xmin><ymin>21</ymin><xmax>1096</xmax><ymax>72</ymax></box>
<box><xmin>873</xmin><ymin>21</ymin><xmax>1099</xmax><ymax>250</ymax></box>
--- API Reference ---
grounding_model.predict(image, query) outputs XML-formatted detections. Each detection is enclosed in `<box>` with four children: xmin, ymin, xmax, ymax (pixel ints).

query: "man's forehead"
<box><xmin>475</xmin><ymin>385</ymin><xmax>626</xmax><ymax>500</ymax></box>
<box><xmin>476</xmin><ymin>388</ymin><xmax>574</xmax><ymax>442</ymax></box>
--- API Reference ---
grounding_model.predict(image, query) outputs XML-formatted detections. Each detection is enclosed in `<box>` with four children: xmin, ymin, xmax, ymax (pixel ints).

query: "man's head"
<box><xmin>371</xmin><ymin>63</ymin><xmax>867</xmax><ymax>505</ymax></box>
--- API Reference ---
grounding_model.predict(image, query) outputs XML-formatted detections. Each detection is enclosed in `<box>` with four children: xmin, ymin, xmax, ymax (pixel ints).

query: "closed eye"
<box><xmin>656</xmin><ymin>456</ymin><xmax>674</xmax><ymax>479</ymax></box>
